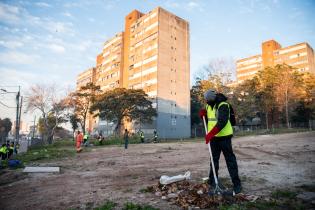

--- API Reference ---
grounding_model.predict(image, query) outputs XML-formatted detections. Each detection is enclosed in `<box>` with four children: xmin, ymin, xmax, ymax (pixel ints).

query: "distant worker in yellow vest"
<box><xmin>153</xmin><ymin>130</ymin><xmax>158</xmax><ymax>143</ymax></box>
<box><xmin>199</xmin><ymin>89</ymin><xmax>242</xmax><ymax>194</ymax></box>
<box><xmin>83</xmin><ymin>132</ymin><xmax>90</xmax><ymax>147</ymax></box>
<box><xmin>0</xmin><ymin>144</ymin><xmax>8</xmax><ymax>160</ymax></box>
<box><xmin>139</xmin><ymin>130</ymin><xmax>144</xmax><ymax>143</ymax></box>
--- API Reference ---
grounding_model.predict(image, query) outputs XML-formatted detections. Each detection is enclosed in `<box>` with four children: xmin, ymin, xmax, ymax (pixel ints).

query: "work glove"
<box><xmin>199</xmin><ymin>109</ymin><xmax>207</xmax><ymax>119</ymax></box>
<box><xmin>205</xmin><ymin>126</ymin><xmax>220</xmax><ymax>144</ymax></box>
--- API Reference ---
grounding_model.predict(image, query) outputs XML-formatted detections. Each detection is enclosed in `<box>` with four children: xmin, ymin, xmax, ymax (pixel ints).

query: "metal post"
<box><xmin>18</xmin><ymin>96</ymin><xmax>23</xmax><ymax>140</ymax></box>
<box><xmin>15</xmin><ymin>87</ymin><xmax>20</xmax><ymax>144</ymax></box>
<box><xmin>32</xmin><ymin>115</ymin><xmax>36</xmax><ymax>138</ymax></box>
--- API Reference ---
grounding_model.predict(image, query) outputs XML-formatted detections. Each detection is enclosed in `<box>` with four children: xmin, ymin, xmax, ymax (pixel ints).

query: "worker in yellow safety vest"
<box><xmin>199</xmin><ymin>89</ymin><xmax>242</xmax><ymax>194</ymax></box>
<box><xmin>0</xmin><ymin>144</ymin><xmax>8</xmax><ymax>160</ymax></box>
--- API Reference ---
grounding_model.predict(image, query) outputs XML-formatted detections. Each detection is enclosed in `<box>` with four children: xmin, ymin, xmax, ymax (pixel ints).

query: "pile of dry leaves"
<box><xmin>147</xmin><ymin>180</ymin><xmax>257</xmax><ymax>209</ymax></box>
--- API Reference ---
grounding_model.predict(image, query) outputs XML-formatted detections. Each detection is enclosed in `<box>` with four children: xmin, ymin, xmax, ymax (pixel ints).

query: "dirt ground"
<box><xmin>0</xmin><ymin>132</ymin><xmax>314</xmax><ymax>210</ymax></box>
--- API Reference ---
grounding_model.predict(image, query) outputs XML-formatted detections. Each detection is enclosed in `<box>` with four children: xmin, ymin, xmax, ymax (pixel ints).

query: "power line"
<box><xmin>0</xmin><ymin>101</ymin><xmax>16</xmax><ymax>108</ymax></box>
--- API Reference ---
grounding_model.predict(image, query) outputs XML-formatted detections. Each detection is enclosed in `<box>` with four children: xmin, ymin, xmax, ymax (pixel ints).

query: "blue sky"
<box><xmin>0</xmin><ymin>0</ymin><xmax>315</xmax><ymax>123</ymax></box>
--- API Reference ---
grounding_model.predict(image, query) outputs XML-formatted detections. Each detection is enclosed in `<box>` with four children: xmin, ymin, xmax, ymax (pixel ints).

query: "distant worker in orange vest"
<box><xmin>76</xmin><ymin>130</ymin><xmax>83</xmax><ymax>153</ymax></box>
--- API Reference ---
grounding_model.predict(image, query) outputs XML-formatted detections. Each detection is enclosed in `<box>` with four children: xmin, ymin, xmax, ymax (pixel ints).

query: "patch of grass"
<box><xmin>94</xmin><ymin>201</ymin><xmax>116</xmax><ymax>210</ymax></box>
<box><xmin>52</xmin><ymin>139</ymin><xmax>75</xmax><ymax>147</ymax></box>
<box><xmin>298</xmin><ymin>184</ymin><xmax>315</xmax><ymax>192</ymax></box>
<box><xmin>139</xmin><ymin>186</ymin><xmax>154</xmax><ymax>193</ymax></box>
<box><xmin>244</xmin><ymin>200</ymin><xmax>279</xmax><ymax>210</ymax></box>
<box><xmin>219</xmin><ymin>204</ymin><xmax>246</xmax><ymax>210</ymax></box>
<box><xmin>271</xmin><ymin>189</ymin><xmax>297</xmax><ymax>199</ymax></box>
<box><xmin>219</xmin><ymin>199</ymin><xmax>309</xmax><ymax>210</ymax></box>
<box><xmin>122</xmin><ymin>202</ymin><xmax>159</xmax><ymax>210</ymax></box>
<box><xmin>123</xmin><ymin>188</ymin><xmax>133</xmax><ymax>193</ymax></box>
<box><xmin>15</xmin><ymin>145</ymin><xmax>76</xmax><ymax>164</ymax></box>
<box><xmin>91</xmin><ymin>135</ymin><xmax>142</xmax><ymax>147</ymax></box>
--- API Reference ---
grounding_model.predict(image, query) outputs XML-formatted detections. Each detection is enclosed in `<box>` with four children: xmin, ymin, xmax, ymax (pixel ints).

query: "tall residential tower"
<box><xmin>76</xmin><ymin>7</ymin><xmax>190</xmax><ymax>138</ymax></box>
<box><xmin>236</xmin><ymin>40</ymin><xmax>315</xmax><ymax>83</ymax></box>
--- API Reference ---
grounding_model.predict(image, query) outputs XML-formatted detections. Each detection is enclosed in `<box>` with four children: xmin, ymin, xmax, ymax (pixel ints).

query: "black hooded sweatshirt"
<box><xmin>206</xmin><ymin>93</ymin><xmax>232</xmax><ymax>136</ymax></box>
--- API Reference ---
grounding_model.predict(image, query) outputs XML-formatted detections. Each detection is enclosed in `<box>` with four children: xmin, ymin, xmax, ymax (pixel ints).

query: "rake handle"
<box><xmin>203</xmin><ymin>116</ymin><xmax>219</xmax><ymax>185</ymax></box>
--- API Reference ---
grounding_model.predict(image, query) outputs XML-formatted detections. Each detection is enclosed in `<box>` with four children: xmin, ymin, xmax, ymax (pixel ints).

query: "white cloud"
<box><xmin>35</xmin><ymin>2</ymin><xmax>52</xmax><ymax>8</ymax></box>
<box><xmin>164</xmin><ymin>0</ymin><xmax>203</xmax><ymax>11</ymax></box>
<box><xmin>63</xmin><ymin>2</ymin><xmax>83</xmax><ymax>8</ymax></box>
<box><xmin>0</xmin><ymin>2</ymin><xmax>75</xmax><ymax>36</ymax></box>
<box><xmin>0</xmin><ymin>2</ymin><xmax>21</xmax><ymax>24</ymax></box>
<box><xmin>187</xmin><ymin>1</ymin><xmax>198</xmax><ymax>9</ymax></box>
<box><xmin>165</xmin><ymin>1</ymin><xmax>180</xmax><ymax>9</ymax></box>
<box><xmin>63</xmin><ymin>12</ymin><xmax>74</xmax><ymax>18</ymax></box>
<box><xmin>0</xmin><ymin>40</ymin><xmax>24</xmax><ymax>49</ymax></box>
<box><xmin>0</xmin><ymin>67</ymin><xmax>38</xmax><ymax>90</ymax></box>
<box><xmin>42</xmin><ymin>19</ymin><xmax>75</xmax><ymax>35</ymax></box>
<box><xmin>71</xmin><ymin>40</ymin><xmax>92</xmax><ymax>52</ymax></box>
<box><xmin>47</xmin><ymin>44</ymin><xmax>65</xmax><ymax>53</ymax></box>
<box><xmin>0</xmin><ymin>51</ymin><xmax>39</xmax><ymax>64</ymax></box>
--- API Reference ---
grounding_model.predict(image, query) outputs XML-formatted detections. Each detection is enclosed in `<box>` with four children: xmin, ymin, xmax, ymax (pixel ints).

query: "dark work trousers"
<box><xmin>208</xmin><ymin>136</ymin><xmax>241</xmax><ymax>188</ymax></box>
<box><xmin>124</xmin><ymin>139</ymin><xmax>128</xmax><ymax>149</ymax></box>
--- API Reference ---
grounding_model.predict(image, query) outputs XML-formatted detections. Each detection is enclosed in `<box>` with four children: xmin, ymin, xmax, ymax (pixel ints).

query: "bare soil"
<box><xmin>0</xmin><ymin>132</ymin><xmax>314</xmax><ymax>210</ymax></box>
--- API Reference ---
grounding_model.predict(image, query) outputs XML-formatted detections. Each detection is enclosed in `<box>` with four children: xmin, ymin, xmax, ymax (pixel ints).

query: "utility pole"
<box><xmin>32</xmin><ymin>115</ymin><xmax>36</xmax><ymax>138</ymax></box>
<box><xmin>15</xmin><ymin>86</ymin><xmax>20</xmax><ymax>144</ymax></box>
<box><xmin>18</xmin><ymin>95</ymin><xmax>23</xmax><ymax>141</ymax></box>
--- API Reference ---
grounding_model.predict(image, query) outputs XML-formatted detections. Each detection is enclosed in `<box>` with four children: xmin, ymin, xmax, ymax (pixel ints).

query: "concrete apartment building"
<box><xmin>96</xmin><ymin>32</ymin><xmax>124</xmax><ymax>91</ymax></box>
<box><xmin>236</xmin><ymin>40</ymin><xmax>315</xmax><ymax>83</ymax></box>
<box><xmin>76</xmin><ymin>7</ymin><xmax>190</xmax><ymax>138</ymax></box>
<box><xmin>76</xmin><ymin>67</ymin><xmax>96</xmax><ymax>90</ymax></box>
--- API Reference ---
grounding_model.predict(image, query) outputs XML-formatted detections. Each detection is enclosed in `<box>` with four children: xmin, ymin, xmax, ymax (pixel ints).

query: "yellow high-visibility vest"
<box><xmin>206</xmin><ymin>102</ymin><xmax>233</xmax><ymax>137</ymax></box>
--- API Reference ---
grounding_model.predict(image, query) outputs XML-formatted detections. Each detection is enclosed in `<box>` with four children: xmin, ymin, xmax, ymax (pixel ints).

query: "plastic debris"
<box><xmin>160</xmin><ymin>171</ymin><xmax>191</xmax><ymax>185</ymax></box>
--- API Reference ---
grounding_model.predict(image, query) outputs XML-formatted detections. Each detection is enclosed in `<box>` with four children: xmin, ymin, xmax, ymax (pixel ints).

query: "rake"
<box><xmin>202</xmin><ymin>116</ymin><xmax>225</xmax><ymax>195</ymax></box>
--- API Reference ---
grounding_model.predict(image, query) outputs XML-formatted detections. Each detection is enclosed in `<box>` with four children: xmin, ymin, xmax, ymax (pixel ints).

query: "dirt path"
<box><xmin>0</xmin><ymin>132</ymin><xmax>314</xmax><ymax>210</ymax></box>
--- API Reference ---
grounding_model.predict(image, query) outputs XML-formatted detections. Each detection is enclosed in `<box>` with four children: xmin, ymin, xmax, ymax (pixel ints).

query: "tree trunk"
<box><xmin>47</xmin><ymin>134</ymin><xmax>53</xmax><ymax>144</ymax></box>
<box><xmin>115</xmin><ymin>118</ymin><xmax>122</xmax><ymax>136</ymax></box>
<box><xmin>83</xmin><ymin>111</ymin><xmax>87</xmax><ymax>135</ymax></box>
<box><xmin>265</xmin><ymin>110</ymin><xmax>269</xmax><ymax>130</ymax></box>
<box><xmin>285</xmin><ymin>89</ymin><xmax>290</xmax><ymax>128</ymax></box>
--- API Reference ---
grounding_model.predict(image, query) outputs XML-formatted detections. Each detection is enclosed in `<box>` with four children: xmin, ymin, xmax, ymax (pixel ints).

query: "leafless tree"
<box><xmin>26</xmin><ymin>84</ymin><xmax>69</xmax><ymax>144</ymax></box>
<box><xmin>195</xmin><ymin>57</ymin><xmax>236</xmax><ymax>85</ymax></box>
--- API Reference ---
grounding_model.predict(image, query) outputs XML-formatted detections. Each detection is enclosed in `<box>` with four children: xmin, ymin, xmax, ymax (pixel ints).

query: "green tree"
<box><xmin>69</xmin><ymin>114</ymin><xmax>79</xmax><ymax>141</ymax></box>
<box><xmin>190</xmin><ymin>86</ymin><xmax>203</xmax><ymax>127</ymax></box>
<box><xmin>256</xmin><ymin>66</ymin><xmax>279</xmax><ymax>129</ymax></box>
<box><xmin>90</xmin><ymin>88</ymin><xmax>157</xmax><ymax>134</ymax></box>
<box><xmin>0</xmin><ymin>118</ymin><xmax>12</xmax><ymax>142</ymax></box>
<box><xmin>69</xmin><ymin>82</ymin><xmax>101</xmax><ymax>134</ymax></box>
<box><xmin>229</xmin><ymin>77</ymin><xmax>261</xmax><ymax>125</ymax></box>
<box><xmin>190</xmin><ymin>74</ymin><xmax>231</xmax><ymax>127</ymax></box>
<box><xmin>273</xmin><ymin>64</ymin><xmax>303</xmax><ymax>128</ymax></box>
<box><xmin>301</xmin><ymin>72</ymin><xmax>315</xmax><ymax>119</ymax></box>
